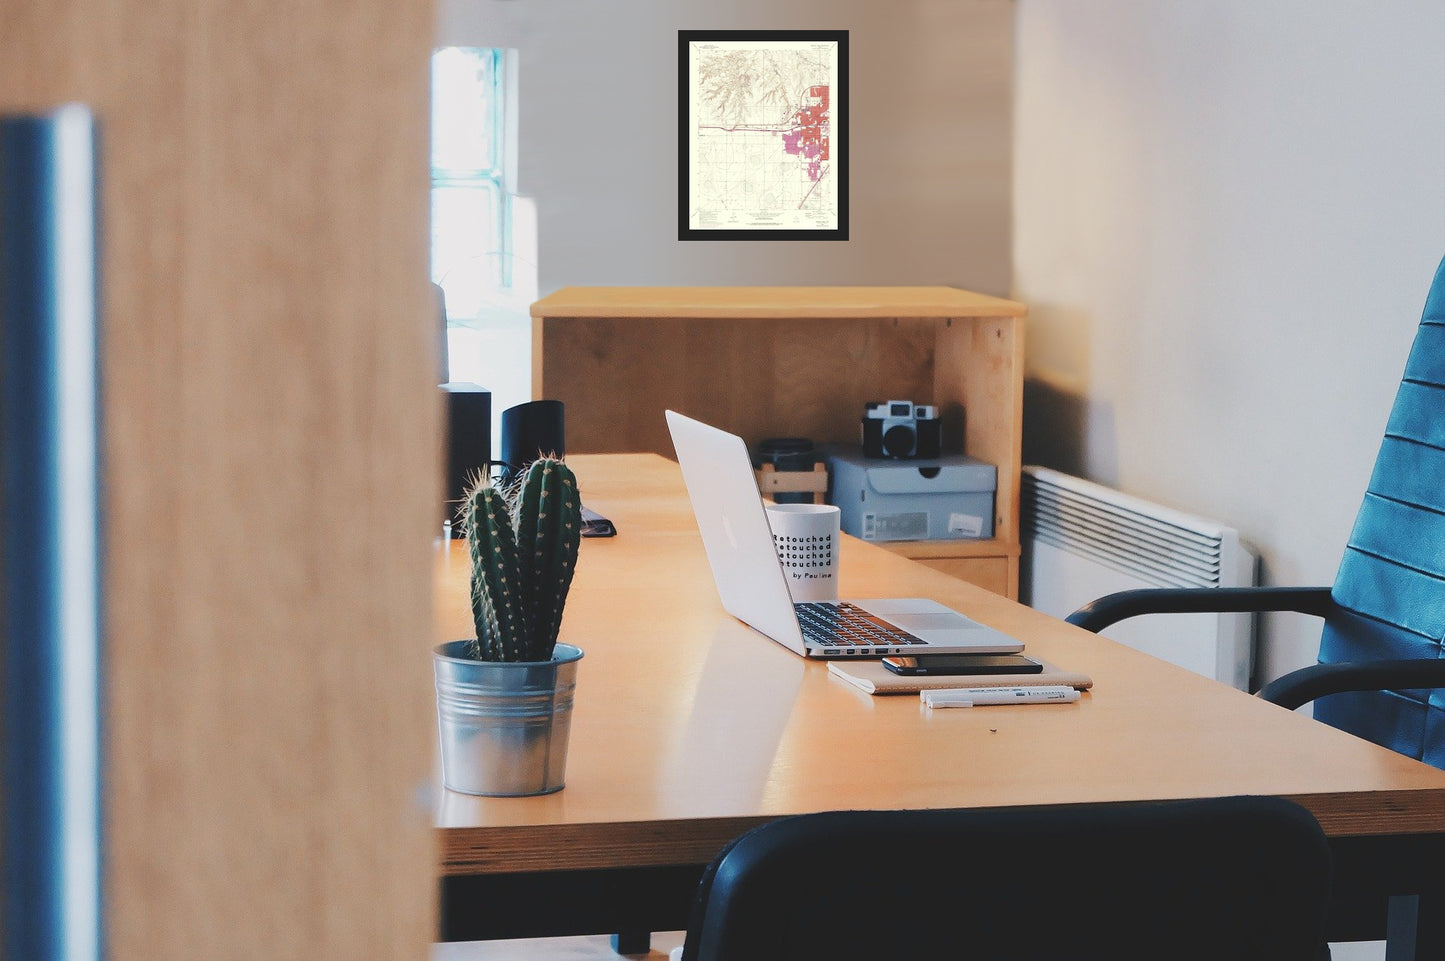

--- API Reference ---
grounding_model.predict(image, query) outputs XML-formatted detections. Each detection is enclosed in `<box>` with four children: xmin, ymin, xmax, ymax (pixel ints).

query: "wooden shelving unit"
<box><xmin>530</xmin><ymin>286</ymin><xmax>1026</xmax><ymax>597</ymax></box>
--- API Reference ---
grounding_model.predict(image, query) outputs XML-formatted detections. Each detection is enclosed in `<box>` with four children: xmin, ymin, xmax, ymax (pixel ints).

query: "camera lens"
<box><xmin>882</xmin><ymin>423</ymin><xmax>916</xmax><ymax>458</ymax></box>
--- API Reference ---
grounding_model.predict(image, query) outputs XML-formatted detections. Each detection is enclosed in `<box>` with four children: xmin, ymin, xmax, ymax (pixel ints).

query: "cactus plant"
<box><xmin>458</xmin><ymin>457</ymin><xmax>582</xmax><ymax>662</ymax></box>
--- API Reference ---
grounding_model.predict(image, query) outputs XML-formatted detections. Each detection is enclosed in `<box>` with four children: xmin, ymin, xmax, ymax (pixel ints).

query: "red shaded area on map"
<box><xmin>781</xmin><ymin>85</ymin><xmax>829</xmax><ymax>181</ymax></box>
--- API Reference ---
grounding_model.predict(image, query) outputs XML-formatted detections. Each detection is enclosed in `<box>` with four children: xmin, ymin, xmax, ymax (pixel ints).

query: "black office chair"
<box><xmin>679</xmin><ymin>797</ymin><xmax>1332</xmax><ymax>961</ymax></box>
<box><xmin>1066</xmin><ymin>255</ymin><xmax>1445</xmax><ymax>770</ymax></box>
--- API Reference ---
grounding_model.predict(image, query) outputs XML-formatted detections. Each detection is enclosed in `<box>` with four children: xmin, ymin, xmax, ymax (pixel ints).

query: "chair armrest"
<box><xmin>1257</xmin><ymin>659</ymin><xmax>1445</xmax><ymax>711</ymax></box>
<box><xmin>1065</xmin><ymin>586</ymin><xmax>1336</xmax><ymax>633</ymax></box>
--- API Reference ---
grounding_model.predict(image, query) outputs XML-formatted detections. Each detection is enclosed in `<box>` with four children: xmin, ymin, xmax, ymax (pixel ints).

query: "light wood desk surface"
<box><xmin>434</xmin><ymin>454</ymin><xmax>1445</xmax><ymax>878</ymax></box>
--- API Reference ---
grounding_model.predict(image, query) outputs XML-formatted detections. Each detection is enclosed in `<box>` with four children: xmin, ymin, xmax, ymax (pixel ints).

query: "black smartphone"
<box><xmin>580</xmin><ymin>506</ymin><xmax>617</xmax><ymax>538</ymax></box>
<box><xmin>881</xmin><ymin>653</ymin><xmax>1044</xmax><ymax>676</ymax></box>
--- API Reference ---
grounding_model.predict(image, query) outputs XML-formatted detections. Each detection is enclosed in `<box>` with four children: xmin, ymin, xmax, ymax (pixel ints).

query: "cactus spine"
<box><xmin>460</xmin><ymin>457</ymin><xmax>582</xmax><ymax>661</ymax></box>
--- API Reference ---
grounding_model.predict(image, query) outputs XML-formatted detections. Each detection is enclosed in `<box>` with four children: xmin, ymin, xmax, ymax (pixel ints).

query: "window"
<box><xmin>430</xmin><ymin>46</ymin><xmax>535</xmax><ymax>428</ymax></box>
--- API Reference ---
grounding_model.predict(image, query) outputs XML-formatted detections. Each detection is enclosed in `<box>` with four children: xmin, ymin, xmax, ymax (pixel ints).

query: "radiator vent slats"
<box><xmin>1020</xmin><ymin>466</ymin><xmax>1256</xmax><ymax>690</ymax></box>
<box><xmin>1024</xmin><ymin>468</ymin><xmax>1229</xmax><ymax>590</ymax></box>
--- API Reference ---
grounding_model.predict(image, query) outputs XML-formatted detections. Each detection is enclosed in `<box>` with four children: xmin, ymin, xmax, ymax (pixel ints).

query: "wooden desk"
<box><xmin>435</xmin><ymin>454</ymin><xmax>1445</xmax><ymax>952</ymax></box>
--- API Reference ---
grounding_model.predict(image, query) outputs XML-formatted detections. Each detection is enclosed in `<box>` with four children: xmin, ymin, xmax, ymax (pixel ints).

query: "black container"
<box><xmin>754</xmin><ymin>437</ymin><xmax>821</xmax><ymax>505</ymax></box>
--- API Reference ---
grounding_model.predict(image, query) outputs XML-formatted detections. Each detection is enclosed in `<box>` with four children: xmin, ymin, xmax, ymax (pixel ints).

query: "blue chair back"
<box><xmin>1317</xmin><ymin>256</ymin><xmax>1445</xmax><ymax>768</ymax></box>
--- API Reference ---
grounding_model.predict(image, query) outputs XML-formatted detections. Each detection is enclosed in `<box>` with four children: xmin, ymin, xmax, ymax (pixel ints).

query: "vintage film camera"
<box><xmin>861</xmin><ymin>400</ymin><xmax>942</xmax><ymax>459</ymax></box>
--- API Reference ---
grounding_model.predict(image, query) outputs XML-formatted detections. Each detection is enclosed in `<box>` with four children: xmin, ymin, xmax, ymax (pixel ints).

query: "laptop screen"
<box><xmin>665</xmin><ymin>410</ymin><xmax>809</xmax><ymax>652</ymax></box>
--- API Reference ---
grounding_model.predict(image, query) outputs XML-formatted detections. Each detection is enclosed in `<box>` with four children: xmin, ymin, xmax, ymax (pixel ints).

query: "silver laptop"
<box><xmin>665</xmin><ymin>410</ymin><xmax>1025</xmax><ymax>658</ymax></box>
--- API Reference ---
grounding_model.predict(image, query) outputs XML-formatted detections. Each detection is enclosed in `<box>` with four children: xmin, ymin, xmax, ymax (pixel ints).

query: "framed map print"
<box><xmin>679</xmin><ymin>30</ymin><xmax>848</xmax><ymax>241</ymax></box>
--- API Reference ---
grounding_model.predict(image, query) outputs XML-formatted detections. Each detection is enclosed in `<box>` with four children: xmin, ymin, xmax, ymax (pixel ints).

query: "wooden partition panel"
<box><xmin>2</xmin><ymin>2</ymin><xmax>438</xmax><ymax>959</ymax></box>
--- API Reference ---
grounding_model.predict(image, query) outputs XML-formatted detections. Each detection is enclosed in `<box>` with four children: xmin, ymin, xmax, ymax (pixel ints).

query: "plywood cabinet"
<box><xmin>531</xmin><ymin>287</ymin><xmax>1025</xmax><ymax>597</ymax></box>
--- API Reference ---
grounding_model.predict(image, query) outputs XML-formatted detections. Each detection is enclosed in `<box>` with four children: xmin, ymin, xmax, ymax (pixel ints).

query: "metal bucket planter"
<box><xmin>433</xmin><ymin>640</ymin><xmax>584</xmax><ymax>797</ymax></box>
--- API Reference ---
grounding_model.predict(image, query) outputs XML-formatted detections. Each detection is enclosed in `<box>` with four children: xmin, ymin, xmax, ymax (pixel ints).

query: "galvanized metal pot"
<box><xmin>433</xmin><ymin>640</ymin><xmax>584</xmax><ymax>797</ymax></box>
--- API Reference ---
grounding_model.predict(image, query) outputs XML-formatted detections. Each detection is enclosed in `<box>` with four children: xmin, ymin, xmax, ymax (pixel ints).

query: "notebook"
<box><xmin>826</xmin><ymin>658</ymin><xmax>1093</xmax><ymax>695</ymax></box>
<box><xmin>665</xmin><ymin>410</ymin><xmax>1025</xmax><ymax>659</ymax></box>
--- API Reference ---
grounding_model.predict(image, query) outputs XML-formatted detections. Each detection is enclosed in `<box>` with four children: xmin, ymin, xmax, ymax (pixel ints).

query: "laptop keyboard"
<box><xmin>794</xmin><ymin>602</ymin><xmax>927</xmax><ymax>653</ymax></box>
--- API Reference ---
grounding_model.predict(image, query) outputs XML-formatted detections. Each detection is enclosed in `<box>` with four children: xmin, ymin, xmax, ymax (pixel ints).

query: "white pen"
<box><xmin>921</xmin><ymin>685</ymin><xmax>1080</xmax><ymax>709</ymax></box>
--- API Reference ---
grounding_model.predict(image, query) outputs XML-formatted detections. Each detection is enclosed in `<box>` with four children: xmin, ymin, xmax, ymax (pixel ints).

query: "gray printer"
<box><xmin>827</xmin><ymin>448</ymin><xmax>996</xmax><ymax>542</ymax></box>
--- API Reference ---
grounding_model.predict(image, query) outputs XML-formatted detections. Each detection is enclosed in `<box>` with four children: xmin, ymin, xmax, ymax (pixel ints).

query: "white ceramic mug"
<box><xmin>764</xmin><ymin>503</ymin><xmax>841</xmax><ymax>603</ymax></box>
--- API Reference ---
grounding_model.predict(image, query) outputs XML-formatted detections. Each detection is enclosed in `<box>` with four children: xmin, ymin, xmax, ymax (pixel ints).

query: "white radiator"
<box><xmin>1021</xmin><ymin>466</ymin><xmax>1258</xmax><ymax>690</ymax></box>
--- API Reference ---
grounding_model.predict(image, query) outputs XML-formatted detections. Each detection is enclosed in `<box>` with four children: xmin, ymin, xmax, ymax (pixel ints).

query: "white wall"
<box><xmin>437</xmin><ymin>0</ymin><xmax>1014</xmax><ymax>296</ymax></box>
<box><xmin>1014</xmin><ymin>1</ymin><xmax>1445</xmax><ymax>686</ymax></box>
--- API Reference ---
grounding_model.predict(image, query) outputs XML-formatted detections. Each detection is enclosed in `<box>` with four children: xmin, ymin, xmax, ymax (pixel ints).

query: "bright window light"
<box><xmin>430</xmin><ymin>46</ymin><xmax>536</xmax><ymax>429</ymax></box>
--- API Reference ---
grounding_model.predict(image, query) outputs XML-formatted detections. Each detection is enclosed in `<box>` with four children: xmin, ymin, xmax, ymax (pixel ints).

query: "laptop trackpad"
<box><xmin>886</xmin><ymin>610</ymin><xmax>1023</xmax><ymax>649</ymax></box>
<box><xmin>885</xmin><ymin>611</ymin><xmax>980</xmax><ymax>634</ymax></box>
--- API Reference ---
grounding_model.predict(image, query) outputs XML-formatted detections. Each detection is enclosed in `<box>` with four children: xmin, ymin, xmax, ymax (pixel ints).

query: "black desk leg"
<box><xmin>611</xmin><ymin>931</ymin><xmax>652</xmax><ymax>954</ymax></box>
<box><xmin>1387</xmin><ymin>893</ymin><xmax>1445</xmax><ymax>961</ymax></box>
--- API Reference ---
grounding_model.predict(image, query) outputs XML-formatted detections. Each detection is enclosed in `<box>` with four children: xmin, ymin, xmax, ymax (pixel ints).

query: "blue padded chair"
<box><xmin>1066</xmin><ymin>256</ymin><xmax>1445</xmax><ymax>768</ymax></box>
<box><xmin>679</xmin><ymin>797</ymin><xmax>1332</xmax><ymax>961</ymax></box>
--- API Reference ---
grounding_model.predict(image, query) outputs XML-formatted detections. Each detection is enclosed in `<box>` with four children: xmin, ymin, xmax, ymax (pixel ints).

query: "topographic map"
<box><xmin>686</xmin><ymin>37</ymin><xmax>841</xmax><ymax>233</ymax></box>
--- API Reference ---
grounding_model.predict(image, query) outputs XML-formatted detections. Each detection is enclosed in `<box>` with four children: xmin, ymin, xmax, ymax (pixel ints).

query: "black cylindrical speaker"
<box><xmin>500</xmin><ymin>399</ymin><xmax>565</xmax><ymax>483</ymax></box>
<box><xmin>442</xmin><ymin>382</ymin><xmax>491</xmax><ymax>535</ymax></box>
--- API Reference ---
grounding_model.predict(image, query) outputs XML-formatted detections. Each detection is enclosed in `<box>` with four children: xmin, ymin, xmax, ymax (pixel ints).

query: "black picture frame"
<box><xmin>678</xmin><ymin>29</ymin><xmax>849</xmax><ymax>242</ymax></box>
